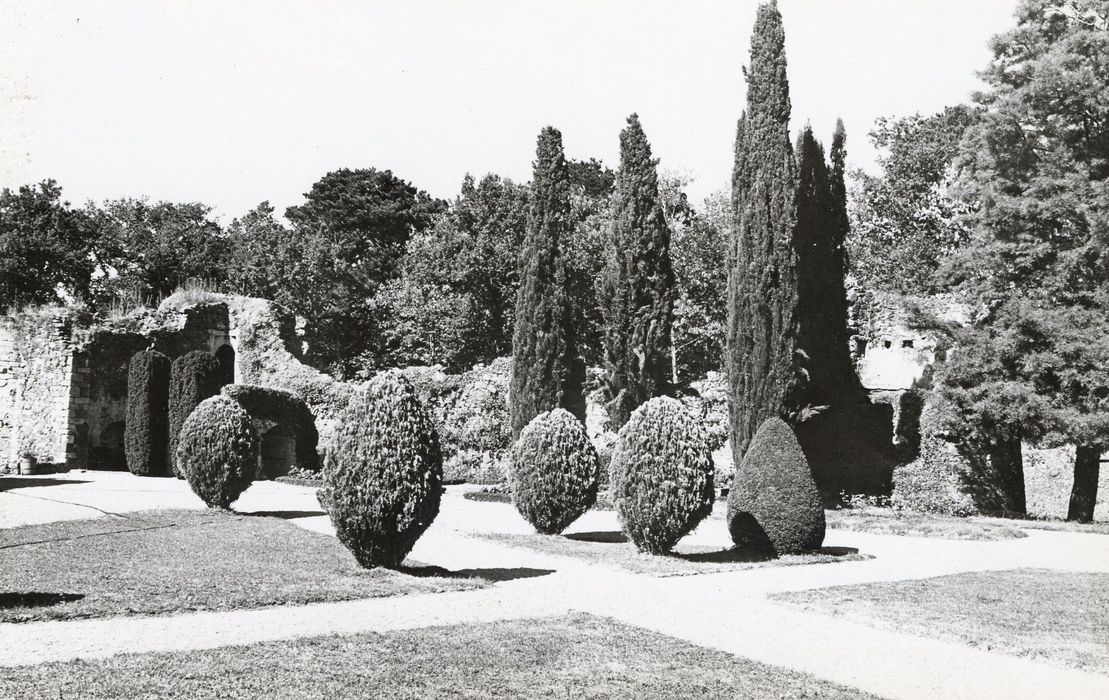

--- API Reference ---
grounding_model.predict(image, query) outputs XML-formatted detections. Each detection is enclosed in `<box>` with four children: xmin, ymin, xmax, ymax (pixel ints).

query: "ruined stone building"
<box><xmin>0</xmin><ymin>295</ymin><xmax>352</xmax><ymax>477</ymax></box>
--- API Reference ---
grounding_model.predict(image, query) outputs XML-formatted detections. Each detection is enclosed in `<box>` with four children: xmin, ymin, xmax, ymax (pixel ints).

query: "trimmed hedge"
<box><xmin>510</xmin><ymin>408</ymin><xmax>600</xmax><ymax>534</ymax></box>
<box><xmin>168</xmin><ymin>351</ymin><xmax>224</xmax><ymax>477</ymax></box>
<box><xmin>727</xmin><ymin>417</ymin><xmax>825</xmax><ymax>555</ymax></box>
<box><xmin>124</xmin><ymin>349</ymin><xmax>171</xmax><ymax>476</ymax></box>
<box><xmin>222</xmin><ymin>383</ymin><xmax>320</xmax><ymax>471</ymax></box>
<box><xmin>323</xmin><ymin>371</ymin><xmax>443</xmax><ymax>569</ymax></box>
<box><xmin>611</xmin><ymin>397</ymin><xmax>714</xmax><ymax>554</ymax></box>
<box><xmin>176</xmin><ymin>395</ymin><xmax>259</xmax><ymax>508</ymax></box>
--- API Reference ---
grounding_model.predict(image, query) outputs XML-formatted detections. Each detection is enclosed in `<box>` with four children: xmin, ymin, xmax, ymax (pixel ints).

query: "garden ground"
<box><xmin>2</xmin><ymin>471</ymin><xmax>1109</xmax><ymax>698</ymax></box>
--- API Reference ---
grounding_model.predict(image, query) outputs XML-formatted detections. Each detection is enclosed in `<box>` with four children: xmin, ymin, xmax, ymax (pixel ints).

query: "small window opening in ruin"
<box><xmin>902</xmin><ymin>339</ymin><xmax>914</xmax><ymax>349</ymax></box>
<box><xmin>883</xmin><ymin>340</ymin><xmax>892</xmax><ymax>349</ymax></box>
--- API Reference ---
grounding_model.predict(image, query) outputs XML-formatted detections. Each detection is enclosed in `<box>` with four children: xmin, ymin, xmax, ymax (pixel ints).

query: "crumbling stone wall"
<box><xmin>0</xmin><ymin>310</ymin><xmax>78</xmax><ymax>471</ymax></box>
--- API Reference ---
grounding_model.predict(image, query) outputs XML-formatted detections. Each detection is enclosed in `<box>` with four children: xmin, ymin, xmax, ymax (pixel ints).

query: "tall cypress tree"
<box><xmin>794</xmin><ymin>124</ymin><xmax>855</xmax><ymax>409</ymax></box>
<box><xmin>727</xmin><ymin>0</ymin><xmax>801</xmax><ymax>461</ymax></box>
<box><xmin>510</xmin><ymin>127</ymin><xmax>586</xmax><ymax>439</ymax></box>
<box><xmin>600</xmin><ymin>114</ymin><xmax>675</xmax><ymax>429</ymax></box>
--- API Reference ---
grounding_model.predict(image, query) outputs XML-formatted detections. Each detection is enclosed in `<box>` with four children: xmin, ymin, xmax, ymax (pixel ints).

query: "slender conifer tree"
<box><xmin>727</xmin><ymin>0</ymin><xmax>801</xmax><ymax>461</ymax></box>
<box><xmin>600</xmin><ymin>114</ymin><xmax>675</xmax><ymax>429</ymax></box>
<box><xmin>510</xmin><ymin>127</ymin><xmax>586</xmax><ymax>439</ymax></box>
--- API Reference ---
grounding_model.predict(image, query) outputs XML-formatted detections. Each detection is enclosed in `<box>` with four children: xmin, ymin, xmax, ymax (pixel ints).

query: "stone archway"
<box><xmin>214</xmin><ymin>345</ymin><xmax>235</xmax><ymax>386</ymax></box>
<box><xmin>95</xmin><ymin>421</ymin><xmax>127</xmax><ymax>471</ymax></box>
<box><xmin>260</xmin><ymin>424</ymin><xmax>297</xmax><ymax>479</ymax></box>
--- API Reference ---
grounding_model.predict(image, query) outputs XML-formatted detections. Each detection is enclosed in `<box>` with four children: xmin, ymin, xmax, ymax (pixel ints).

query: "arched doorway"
<box><xmin>96</xmin><ymin>421</ymin><xmax>126</xmax><ymax>470</ymax></box>
<box><xmin>214</xmin><ymin>345</ymin><xmax>235</xmax><ymax>386</ymax></box>
<box><xmin>260</xmin><ymin>424</ymin><xmax>296</xmax><ymax>479</ymax></box>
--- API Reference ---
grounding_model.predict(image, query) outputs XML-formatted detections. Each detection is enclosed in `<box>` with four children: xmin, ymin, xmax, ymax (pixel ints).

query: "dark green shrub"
<box><xmin>222</xmin><ymin>384</ymin><xmax>320</xmax><ymax>472</ymax></box>
<box><xmin>124</xmin><ymin>349</ymin><xmax>171</xmax><ymax>476</ymax></box>
<box><xmin>176</xmin><ymin>395</ymin><xmax>259</xmax><ymax>508</ymax></box>
<box><xmin>727</xmin><ymin>417</ymin><xmax>825</xmax><ymax>555</ymax></box>
<box><xmin>168</xmin><ymin>350</ymin><xmax>224</xmax><ymax>477</ymax></box>
<box><xmin>324</xmin><ymin>371</ymin><xmax>442</xmax><ymax>569</ymax></box>
<box><xmin>611</xmin><ymin>397</ymin><xmax>714</xmax><ymax>554</ymax></box>
<box><xmin>510</xmin><ymin>408</ymin><xmax>599</xmax><ymax>534</ymax></box>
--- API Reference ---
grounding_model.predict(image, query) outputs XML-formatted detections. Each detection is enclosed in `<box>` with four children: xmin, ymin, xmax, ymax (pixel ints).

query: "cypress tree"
<box><xmin>600</xmin><ymin>114</ymin><xmax>675</xmax><ymax>429</ymax></box>
<box><xmin>727</xmin><ymin>0</ymin><xmax>801</xmax><ymax>462</ymax></box>
<box><xmin>510</xmin><ymin>127</ymin><xmax>586</xmax><ymax>439</ymax></box>
<box><xmin>794</xmin><ymin>125</ymin><xmax>854</xmax><ymax>408</ymax></box>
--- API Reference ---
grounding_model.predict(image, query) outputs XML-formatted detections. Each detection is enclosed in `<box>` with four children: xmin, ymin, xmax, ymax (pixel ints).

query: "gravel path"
<box><xmin>3</xmin><ymin>471</ymin><xmax>1109</xmax><ymax>699</ymax></box>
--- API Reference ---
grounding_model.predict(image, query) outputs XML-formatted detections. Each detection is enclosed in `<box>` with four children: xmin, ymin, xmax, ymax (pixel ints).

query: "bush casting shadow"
<box><xmin>244</xmin><ymin>510</ymin><xmax>326</xmax><ymax>520</ymax></box>
<box><xmin>0</xmin><ymin>592</ymin><xmax>85</xmax><ymax>609</ymax></box>
<box><xmin>0</xmin><ymin>478</ymin><xmax>86</xmax><ymax>492</ymax></box>
<box><xmin>398</xmin><ymin>565</ymin><xmax>555</xmax><ymax>583</ymax></box>
<box><xmin>564</xmin><ymin>531</ymin><xmax>628</xmax><ymax>544</ymax></box>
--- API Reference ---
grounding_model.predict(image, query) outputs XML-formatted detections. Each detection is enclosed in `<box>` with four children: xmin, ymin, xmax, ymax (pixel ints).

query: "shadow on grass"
<box><xmin>398</xmin><ymin>564</ymin><xmax>555</xmax><ymax>583</ymax></box>
<box><xmin>0</xmin><ymin>592</ymin><xmax>85</xmax><ymax>609</ymax></box>
<box><xmin>0</xmin><ymin>477</ymin><xmax>87</xmax><ymax>492</ymax></box>
<box><xmin>242</xmin><ymin>510</ymin><xmax>327</xmax><ymax>520</ymax></box>
<box><xmin>679</xmin><ymin>544</ymin><xmax>860</xmax><ymax>563</ymax></box>
<box><xmin>565</xmin><ymin>531</ymin><xmax>629</xmax><ymax>544</ymax></box>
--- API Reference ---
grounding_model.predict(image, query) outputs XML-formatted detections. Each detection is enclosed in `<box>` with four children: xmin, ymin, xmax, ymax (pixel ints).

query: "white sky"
<box><xmin>0</xmin><ymin>0</ymin><xmax>1020</xmax><ymax>221</ymax></box>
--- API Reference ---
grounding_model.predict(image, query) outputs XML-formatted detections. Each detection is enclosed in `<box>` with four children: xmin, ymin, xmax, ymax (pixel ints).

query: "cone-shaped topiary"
<box><xmin>324</xmin><ymin>371</ymin><xmax>443</xmax><ymax>569</ymax></box>
<box><xmin>510</xmin><ymin>408</ymin><xmax>600</xmax><ymax>534</ymax></box>
<box><xmin>176</xmin><ymin>394</ymin><xmax>259</xmax><ymax>508</ymax></box>
<box><xmin>727</xmin><ymin>417</ymin><xmax>824</xmax><ymax>554</ymax></box>
<box><xmin>611</xmin><ymin>397</ymin><xmax>714</xmax><ymax>554</ymax></box>
<box><xmin>124</xmin><ymin>348</ymin><xmax>171</xmax><ymax>476</ymax></box>
<box><xmin>168</xmin><ymin>350</ymin><xmax>225</xmax><ymax>478</ymax></box>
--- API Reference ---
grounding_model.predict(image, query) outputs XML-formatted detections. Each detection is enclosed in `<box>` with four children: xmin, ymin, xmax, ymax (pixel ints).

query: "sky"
<box><xmin>0</xmin><ymin>0</ymin><xmax>1021</xmax><ymax>222</ymax></box>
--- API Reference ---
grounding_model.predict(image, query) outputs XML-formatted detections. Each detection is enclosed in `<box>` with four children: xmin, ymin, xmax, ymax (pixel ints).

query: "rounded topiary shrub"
<box><xmin>727</xmin><ymin>417</ymin><xmax>825</xmax><ymax>555</ymax></box>
<box><xmin>510</xmin><ymin>408</ymin><xmax>599</xmax><ymax>535</ymax></box>
<box><xmin>176</xmin><ymin>394</ymin><xmax>259</xmax><ymax>508</ymax></box>
<box><xmin>124</xmin><ymin>348</ymin><xmax>171</xmax><ymax>476</ymax></box>
<box><xmin>324</xmin><ymin>371</ymin><xmax>443</xmax><ymax>569</ymax></box>
<box><xmin>168</xmin><ymin>350</ymin><xmax>224</xmax><ymax>478</ymax></box>
<box><xmin>611</xmin><ymin>397</ymin><xmax>714</xmax><ymax>555</ymax></box>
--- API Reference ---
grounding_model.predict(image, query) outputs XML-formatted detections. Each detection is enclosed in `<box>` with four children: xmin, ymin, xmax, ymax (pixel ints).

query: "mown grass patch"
<box><xmin>773</xmin><ymin>568</ymin><xmax>1109</xmax><ymax>675</ymax></box>
<box><xmin>825</xmin><ymin>507</ymin><xmax>1026</xmax><ymax>540</ymax></box>
<box><xmin>0</xmin><ymin>509</ymin><xmax>486</xmax><ymax>623</ymax></box>
<box><xmin>476</xmin><ymin>531</ymin><xmax>868</xmax><ymax>576</ymax></box>
<box><xmin>0</xmin><ymin>613</ymin><xmax>876</xmax><ymax>699</ymax></box>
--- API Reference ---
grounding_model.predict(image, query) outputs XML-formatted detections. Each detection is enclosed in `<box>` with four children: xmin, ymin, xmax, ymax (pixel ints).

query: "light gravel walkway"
<box><xmin>3</xmin><ymin>471</ymin><xmax>1109</xmax><ymax>699</ymax></box>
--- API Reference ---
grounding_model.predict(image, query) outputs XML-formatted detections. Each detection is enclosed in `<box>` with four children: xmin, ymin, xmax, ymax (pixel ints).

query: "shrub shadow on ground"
<box><xmin>398</xmin><ymin>564</ymin><xmax>555</xmax><ymax>582</ymax></box>
<box><xmin>0</xmin><ymin>592</ymin><xmax>85</xmax><ymax>609</ymax></box>
<box><xmin>0</xmin><ymin>477</ymin><xmax>88</xmax><ymax>492</ymax></box>
<box><xmin>565</xmin><ymin>531</ymin><xmax>628</xmax><ymax>543</ymax></box>
<box><xmin>477</xmin><ymin>531</ymin><xmax>870</xmax><ymax>576</ymax></box>
<box><xmin>242</xmin><ymin>510</ymin><xmax>326</xmax><ymax>520</ymax></box>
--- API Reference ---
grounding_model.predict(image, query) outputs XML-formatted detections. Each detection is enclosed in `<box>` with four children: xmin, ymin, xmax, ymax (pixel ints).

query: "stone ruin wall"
<box><xmin>0</xmin><ymin>312</ymin><xmax>77</xmax><ymax>470</ymax></box>
<box><xmin>1</xmin><ymin>295</ymin><xmax>350</xmax><ymax>474</ymax></box>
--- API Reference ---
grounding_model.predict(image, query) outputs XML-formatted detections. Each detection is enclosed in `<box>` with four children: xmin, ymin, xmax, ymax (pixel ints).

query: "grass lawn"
<box><xmin>773</xmin><ymin>568</ymin><xmax>1109</xmax><ymax>675</ymax></box>
<box><xmin>0</xmin><ymin>509</ymin><xmax>487</xmax><ymax>623</ymax></box>
<box><xmin>0</xmin><ymin>612</ymin><xmax>875</xmax><ymax>699</ymax></box>
<box><xmin>477</xmin><ymin>531</ymin><xmax>868</xmax><ymax>576</ymax></box>
<box><xmin>825</xmin><ymin>507</ymin><xmax>1026</xmax><ymax>540</ymax></box>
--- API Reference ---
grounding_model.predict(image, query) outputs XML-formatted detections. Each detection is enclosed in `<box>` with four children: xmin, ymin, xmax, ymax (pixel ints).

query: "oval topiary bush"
<box><xmin>611</xmin><ymin>396</ymin><xmax>714</xmax><ymax>554</ymax></box>
<box><xmin>510</xmin><ymin>408</ymin><xmax>599</xmax><ymax>535</ymax></box>
<box><xmin>168</xmin><ymin>350</ymin><xmax>225</xmax><ymax>478</ymax></box>
<box><xmin>727</xmin><ymin>417</ymin><xmax>825</xmax><ymax>555</ymax></box>
<box><xmin>176</xmin><ymin>394</ymin><xmax>259</xmax><ymax>508</ymax></box>
<box><xmin>324</xmin><ymin>371</ymin><xmax>443</xmax><ymax>569</ymax></box>
<box><xmin>124</xmin><ymin>348</ymin><xmax>171</xmax><ymax>476</ymax></box>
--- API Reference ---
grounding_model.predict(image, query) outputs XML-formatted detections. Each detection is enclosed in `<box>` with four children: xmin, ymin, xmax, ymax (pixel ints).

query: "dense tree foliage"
<box><xmin>92</xmin><ymin>199</ymin><xmax>230</xmax><ymax>303</ymax></box>
<box><xmin>373</xmin><ymin>175</ymin><xmax>528</xmax><ymax>372</ymax></box>
<box><xmin>0</xmin><ymin>180</ymin><xmax>99</xmax><ymax>309</ymax></box>
<box><xmin>510</xmin><ymin>127</ymin><xmax>586</xmax><ymax>439</ymax></box>
<box><xmin>664</xmin><ymin>181</ymin><xmax>729</xmax><ymax>381</ymax></box>
<box><xmin>599</xmin><ymin>114</ymin><xmax>675</xmax><ymax>428</ymax></box>
<box><xmin>727</xmin><ymin>0</ymin><xmax>802</xmax><ymax>461</ymax></box>
<box><xmin>848</xmin><ymin>106</ymin><xmax>979</xmax><ymax>295</ymax></box>
<box><xmin>932</xmin><ymin>0</ymin><xmax>1109</xmax><ymax>521</ymax></box>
